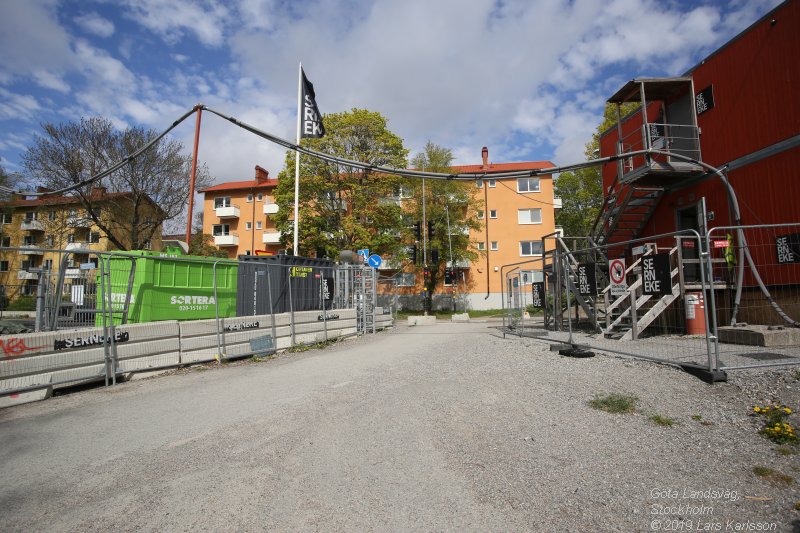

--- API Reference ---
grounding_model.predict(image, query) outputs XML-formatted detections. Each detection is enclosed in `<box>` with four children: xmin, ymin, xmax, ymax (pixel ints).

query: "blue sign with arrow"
<box><xmin>367</xmin><ymin>254</ymin><xmax>382</xmax><ymax>269</ymax></box>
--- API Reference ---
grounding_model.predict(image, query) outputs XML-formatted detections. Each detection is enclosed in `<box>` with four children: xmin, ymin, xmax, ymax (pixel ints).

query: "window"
<box><xmin>476</xmin><ymin>180</ymin><xmax>483</xmax><ymax>189</ymax></box>
<box><xmin>44</xmin><ymin>259</ymin><xmax>53</xmax><ymax>270</ymax></box>
<box><xmin>518</xmin><ymin>208</ymin><xmax>542</xmax><ymax>224</ymax></box>
<box><xmin>520</xmin><ymin>270</ymin><xmax>543</xmax><ymax>285</ymax></box>
<box><xmin>0</xmin><ymin>261</ymin><xmax>7</xmax><ymax>272</ymax></box>
<box><xmin>88</xmin><ymin>232</ymin><xmax>100</xmax><ymax>243</ymax></box>
<box><xmin>396</xmin><ymin>272</ymin><xmax>415</xmax><ymax>287</ymax></box>
<box><xmin>245</xmin><ymin>222</ymin><xmax>252</xmax><ymax>230</ymax></box>
<box><xmin>1</xmin><ymin>237</ymin><xmax>10</xmax><ymax>247</ymax></box>
<box><xmin>489</xmin><ymin>209</ymin><xmax>498</xmax><ymax>219</ymax></box>
<box><xmin>45</xmin><ymin>235</ymin><xmax>54</xmax><ymax>247</ymax></box>
<box><xmin>24</xmin><ymin>211</ymin><xmax>37</xmax><ymax>221</ymax></box>
<box><xmin>396</xmin><ymin>185</ymin><xmax>412</xmax><ymax>199</ymax></box>
<box><xmin>520</xmin><ymin>240</ymin><xmax>544</xmax><ymax>256</ymax></box>
<box><xmin>67</xmin><ymin>234</ymin><xmax>75</xmax><ymax>244</ymax></box>
<box><xmin>247</xmin><ymin>194</ymin><xmax>253</xmax><ymax>203</ymax></box>
<box><xmin>488</xmin><ymin>179</ymin><xmax>496</xmax><ymax>188</ymax></box>
<box><xmin>1</xmin><ymin>213</ymin><xmax>11</xmax><ymax>224</ymax></box>
<box><xmin>23</xmin><ymin>235</ymin><xmax>35</xmax><ymax>246</ymax></box>
<box><xmin>214</xmin><ymin>197</ymin><xmax>232</xmax><ymax>209</ymax></box>
<box><xmin>212</xmin><ymin>224</ymin><xmax>230</xmax><ymax>236</ymax></box>
<box><xmin>490</xmin><ymin>241</ymin><xmax>498</xmax><ymax>251</ymax></box>
<box><xmin>256</xmin><ymin>221</ymin><xmax>262</xmax><ymax>230</ymax></box>
<box><xmin>257</xmin><ymin>193</ymin><xmax>263</xmax><ymax>201</ymax></box>
<box><xmin>517</xmin><ymin>177</ymin><xmax>540</xmax><ymax>193</ymax></box>
<box><xmin>477</xmin><ymin>242</ymin><xmax>486</xmax><ymax>251</ymax></box>
<box><xmin>142</xmin><ymin>240</ymin><xmax>152</xmax><ymax>250</ymax></box>
<box><xmin>21</xmin><ymin>260</ymin><xmax>31</xmax><ymax>271</ymax></box>
<box><xmin>48</xmin><ymin>211</ymin><xmax>56</xmax><ymax>221</ymax></box>
<box><xmin>245</xmin><ymin>250</ymin><xmax>251</xmax><ymax>255</ymax></box>
<box><xmin>477</xmin><ymin>210</ymin><xmax>485</xmax><ymax>220</ymax></box>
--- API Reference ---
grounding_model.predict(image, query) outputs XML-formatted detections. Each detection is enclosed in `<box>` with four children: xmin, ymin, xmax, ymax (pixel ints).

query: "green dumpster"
<box><xmin>95</xmin><ymin>250</ymin><xmax>238</xmax><ymax>325</ymax></box>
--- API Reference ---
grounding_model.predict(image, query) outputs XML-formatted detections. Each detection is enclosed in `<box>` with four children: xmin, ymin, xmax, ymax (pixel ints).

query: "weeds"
<box><xmin>752</xmin><ymin>404</ymin><xmax>797</xmax><ymax>445</ymax></box>
<box><xmin>589</xmin><ymin>393</ymin><xmax>638</xmax><ymax>414</ymax></box>
<box><xmin>650</xmin><ymin>414</ymin><xmax>676</xmax><ymax>427</ymax></box>
<box><xmin>753</xmin><ymin>466</ymin><xmax>795</xmax><ymax>485</ymax></box>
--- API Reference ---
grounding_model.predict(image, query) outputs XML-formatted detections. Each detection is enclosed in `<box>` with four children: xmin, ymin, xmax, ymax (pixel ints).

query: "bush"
<box><xmin>7</xmin><ymin>296</ymin><xmax>36</xmax><ymax>311</ymax></box>
<box><xmin>752</xmin><ymin>405</ymin><xmax>797</xmax><ymax>445</ymax></box>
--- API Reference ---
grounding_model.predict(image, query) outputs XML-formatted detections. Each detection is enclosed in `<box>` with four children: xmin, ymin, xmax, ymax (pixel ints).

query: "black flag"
<box><xmin>300</xmin><ymin>68</ymin><xmax>325</xmax><ymax>138</ymax></box>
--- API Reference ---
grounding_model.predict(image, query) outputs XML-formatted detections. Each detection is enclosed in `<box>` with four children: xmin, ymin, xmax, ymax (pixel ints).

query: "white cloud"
<box><xmin>74</xmin><ymin>12</ymin><xmax>116</xmax><ymax>38</ymax></box>
<box><xmin>0</xmin><ymin>88</ymin><xmax>41</xmax><ymax>121</ymax></box>
<box><xmin>120</xmin><ymin>0</ymin><xmax>231</xmax><ymax>47</ymax></box>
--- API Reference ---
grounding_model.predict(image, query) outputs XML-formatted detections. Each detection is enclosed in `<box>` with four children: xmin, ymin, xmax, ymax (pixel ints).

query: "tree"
<box><xmin>273</xmin><ymin>109</ymin><xmax>409</xmax><ymax>259</ymax></box>
<box><xmin>187</xmin><ymin>211</ymin><xmax>226</xmax><ymax>257</ymax></box>
<box><xmin>22</xmin><ymin>117</ymin><xmax>210</xmax><ymax>250</ymax></box>
<box><xmin>555</xmin><ymin>102</ymin><xmax>639</xmax><ymax>237</ymax></box>
<box><xmin>409</xmin><ymin>141</ymin><xmax>481</xmax><ymax>312</ymax></box>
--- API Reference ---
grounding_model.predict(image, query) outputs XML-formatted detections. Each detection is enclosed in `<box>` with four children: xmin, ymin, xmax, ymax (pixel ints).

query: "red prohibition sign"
<box><xmin>609</xmin><ymin>259</ymin><xmax>625</xmax><ymax>284</ymax></box>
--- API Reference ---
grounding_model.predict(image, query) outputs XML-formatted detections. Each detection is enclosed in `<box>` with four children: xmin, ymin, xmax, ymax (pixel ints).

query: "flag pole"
<box><xmin>293</xmin><ymin>63</ymin><xmax>302</xmax><ymax>256</ymax></box>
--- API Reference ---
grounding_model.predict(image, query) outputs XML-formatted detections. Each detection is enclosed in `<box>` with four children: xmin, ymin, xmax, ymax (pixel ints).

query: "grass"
<box><xmin>650</xmin><ymin>414</ymin><xmax>676</xmax><ymax>427</ymax></box>
<box><xmin>753</xmin><ymin>466</ymin><xmax>795</xmax><ymax>485</ymax></box>
<box><xmin>589</xmin><ymin>393</ymin><xmax>638</xmax><ymax>414</ymax></box>
<box><xmin>777</xmin><ymin>447</ymin><xmax>796</xmax><ymax>456</ymax></box>
<box><xmin>691</xmin><ymin>414</ymin><xmax>702</xmax><ymax>421</ymax></box>
<box><xmin>287</xmin><ymin>338</ymin><xmax>339</xmax><ymax>353</ymax></box>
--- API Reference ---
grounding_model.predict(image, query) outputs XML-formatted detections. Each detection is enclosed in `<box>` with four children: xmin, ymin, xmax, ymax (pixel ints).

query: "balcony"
<box><xmin>215</xmin><ymin>205</ymin><xmax>240</xmax><ymax>219</ymax></box>
<box><xmin>20</xmin><ymin>219</ymin><xmax>44</xmax><ymax>231</ymax></box>
<box><xmin>17</xmin><ymin>270</ymin><xmax>39</xmax><ymax>280</ymax></box>
<box><xmin>18</xmin><ymin>245</ymin><xmax>44</xmax><ymax>255</ymax></box>
<box><xmin>447</xmin><ymin>259</ymin><xmax>471</xmax><ymax>269</ymax></box>
<box><xmin>214</xmin><ymin>233</ymin><xmax>239</xmax><ymax>247</ymax></box>
<box><xmin>262</xmin><ymin>231</ymin><xmax>281</xmax><ymax>244</ymax></box>
<box><xmin>64</xmin><ymin>268</ymin><xmax>83</xmax><ymax>279</ymax></box>
<box><xmin>66</xmin><ymin>242</ymin><xmax>98</xmax><ymax>252</ymax></box>
<box><xmin>263</xmin><ymin>203</ymin><xmax>279</xmax><ymax>215</ymax></box>
<box><xmin>67</xmin><ymin>217</ymin><xmax>93</xmax><ymax>228</ymax></box>
<box><xmin>553</xmin><ymin>197</ymin><xmax>562</xmax><ymax>209</ymax></box>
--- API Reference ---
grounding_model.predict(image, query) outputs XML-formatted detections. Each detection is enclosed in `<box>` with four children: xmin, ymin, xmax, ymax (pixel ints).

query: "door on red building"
<box><xmin>676</xmin><ymin>199</ymin><xmax>707</xmax><ymax>283</ymax></box>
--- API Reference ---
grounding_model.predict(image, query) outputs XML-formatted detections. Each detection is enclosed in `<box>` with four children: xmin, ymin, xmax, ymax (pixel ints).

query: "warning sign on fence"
<box><xmin>608</xmin><ymin>258</ymin><xmax>627</xmax><ymax>297</ymax></box>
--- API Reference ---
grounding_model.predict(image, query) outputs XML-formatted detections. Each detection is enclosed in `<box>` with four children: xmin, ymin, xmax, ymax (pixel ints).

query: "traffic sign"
<box><xmin>357</xmin><ymin>248</ymin><xmax>369</xmax><ymax>263</ymax></box>
<box><xmin>367</xmin><ymin>254</ymin><xmax>382</xmax><ymax>269</ymax></box>
<box><xmin>609</xmin><ymin>258</ymin><xmax>627</xmax><ymax>296</ymax></box>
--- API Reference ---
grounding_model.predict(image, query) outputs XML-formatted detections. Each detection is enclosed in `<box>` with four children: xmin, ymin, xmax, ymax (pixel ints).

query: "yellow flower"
<box><xmin>784</xmin><ymin>407</ymin><xmax>792</xmax><ymax>414</ymax></box>
<box><xmin>754</xmin><ymin>407</ymin><xmax>762</xmax><ymax>413</ymax></box>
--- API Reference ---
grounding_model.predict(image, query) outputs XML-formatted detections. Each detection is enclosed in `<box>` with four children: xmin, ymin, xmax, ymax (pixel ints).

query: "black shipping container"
<box><xmin>236</xmin><ymin>254</ymin><xmax>336</xmax><ymax>316</ymax></box>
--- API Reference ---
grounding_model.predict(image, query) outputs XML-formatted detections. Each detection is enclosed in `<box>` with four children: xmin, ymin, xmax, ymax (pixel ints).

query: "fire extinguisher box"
<box><xmin>685</xmin><ymin>291</ymin><xmax>707</xmax><ymax>335</ymax></box>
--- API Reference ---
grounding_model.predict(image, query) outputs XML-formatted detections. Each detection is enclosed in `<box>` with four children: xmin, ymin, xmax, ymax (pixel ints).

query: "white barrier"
<box><xmin>0</xmin><ymin>321</ymin><xmax>180</xmax><ymax>408</ymax></box>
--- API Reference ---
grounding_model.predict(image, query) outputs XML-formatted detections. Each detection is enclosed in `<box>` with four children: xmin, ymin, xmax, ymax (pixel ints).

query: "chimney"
<box><xmin>91</xmin><ymin>185</ymin><xmax>107</xmax><ymax>197</ymax></box>
<box><xmin>481</xmin><ymin>146</ymin><xmax>489</xmax><ymax>169</ymax></box>
<box><xmin>255</xmin><ymin>165</ymin><xmax>269</xmax><ymax>182</ymax></box>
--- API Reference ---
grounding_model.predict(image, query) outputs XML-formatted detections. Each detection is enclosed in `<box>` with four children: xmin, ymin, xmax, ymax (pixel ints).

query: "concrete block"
<box><xmin>407</xmin><ymin>315</ymin><xmax>437</xmax><ymax>326</ymax></box>
<box><xmin>718</xmin><ymin>325</ymin><xmax>800</xmax><ymax>347</ymax></box>
<box><xmin>0</xmin><ymin>387</ymin><xmax>51</xmax><ymax>409</ymax></box>
<box><xmin>451</xmin><ymin>313</ymin><xmax>470</xmax><ymax>323</ymax></box>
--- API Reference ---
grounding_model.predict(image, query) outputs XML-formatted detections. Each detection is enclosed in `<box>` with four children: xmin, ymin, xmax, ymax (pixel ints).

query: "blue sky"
<box><xmin>0</xmin><ymin>0</ymin><xmax>783</xmax><ymax>185</ymax></box>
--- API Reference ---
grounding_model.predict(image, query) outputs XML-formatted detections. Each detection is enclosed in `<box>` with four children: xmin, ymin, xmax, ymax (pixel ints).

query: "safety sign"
<box><xmin>608</xmin><ymin>258</ymin><xmax>627</xmax><ymax>297</ymax></box>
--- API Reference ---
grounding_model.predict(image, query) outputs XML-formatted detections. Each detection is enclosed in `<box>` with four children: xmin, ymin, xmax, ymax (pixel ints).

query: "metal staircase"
<box><xmin>603</xmin><ymin>246</ymin><xmax>681</xmax><ymax>340</ymax></box>
<box><xmin>593</xmin><ymin>186</ymin><xmax>665</xmax><ymax>246</ymax></box>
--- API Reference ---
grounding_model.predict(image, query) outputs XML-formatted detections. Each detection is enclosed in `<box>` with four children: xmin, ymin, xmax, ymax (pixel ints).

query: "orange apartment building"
<box><xmin>379</xmin><ymin>147</ymin><xmax>561</xmax><ymax>311</ymax></box>
<box><xmin>199</xmin><ymin>166</ymin><xmax>283</xmax><ymax>258</ymax></box>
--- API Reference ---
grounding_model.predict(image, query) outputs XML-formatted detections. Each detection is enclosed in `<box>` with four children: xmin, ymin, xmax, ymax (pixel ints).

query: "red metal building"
<box><xmin>594</xmin><ymin>0</ymin><xmax>800</xmax><ymax>325</ymax></box>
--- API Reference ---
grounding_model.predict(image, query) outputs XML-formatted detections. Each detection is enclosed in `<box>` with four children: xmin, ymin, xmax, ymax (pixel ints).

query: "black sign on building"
<box><xmin>776</xmin><ymin>233</ymin><xmax>800</xmax><ymax>264</ymax></box>
<box><xmin>576</xmin><ymin>263</ymin><xmax>597</xmax><ymax>296</ymax></box>
<box><xmin>642</xmin><ymin>253</ymin><xmax>672</xmax><ymax>296</ymax></box>
<box><xmin>695</xmin><ymin>85</ymin><xmax>715</xmax><ymax>115</ymax></box>
<box><xmin>531</xmin><ymin>282</ymin><xmax>545</xmax><ymax>308</ymax></box>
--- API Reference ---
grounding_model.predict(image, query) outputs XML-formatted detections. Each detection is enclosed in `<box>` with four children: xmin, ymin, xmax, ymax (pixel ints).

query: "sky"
<box><xmin>0</xmin><ymin>0</ymin><xmax>784</xmax><ymax>186</ymax></box>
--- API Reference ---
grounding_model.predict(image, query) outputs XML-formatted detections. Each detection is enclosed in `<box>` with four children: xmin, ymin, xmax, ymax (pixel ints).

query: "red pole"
<box><xmin>185</xmin><ymin>105</ymin><xmax>203</xmax><ymax>244</ymax></box>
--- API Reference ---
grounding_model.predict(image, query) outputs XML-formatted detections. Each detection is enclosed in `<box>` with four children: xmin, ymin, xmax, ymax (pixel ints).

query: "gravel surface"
<box><xmin>1</xmin><ymin>320</ymin><xmax>799</xmax><ymax>532</ymax></box>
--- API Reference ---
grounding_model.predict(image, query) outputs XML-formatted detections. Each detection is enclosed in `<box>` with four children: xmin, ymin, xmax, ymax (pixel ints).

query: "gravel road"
<box><xmin>1</xmin><ymin>320</ymin><xmax>798</xmax><ymax>532</ymax></box>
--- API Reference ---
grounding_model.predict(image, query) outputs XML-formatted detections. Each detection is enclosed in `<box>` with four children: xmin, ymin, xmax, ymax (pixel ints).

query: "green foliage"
<box><xmin>589</xmin><ymin>392</ymin><xmax>638</xmax><ymax>414</ymax></box>
<box><xmin>650</xmin><ymin>414</ymin><xmax>676</xmax><ymax>427</ymax></box>
<box><xmin>189</xmin><ymin>233</ymin><xmax>228</xmax><ymax>258</ymax></box>
<box><xmin>408</xmin><ymin>141</ymin><xmax>482</xmax><ymax>311</ymax></box>
<box><xmin>7</xmin><ymin>296</ymin><xmax>37</xmax><ymax>311</ymax></box>
<box><xmin>752</xmin><ymin>404</ymin><xmax>797</xmax><ymax>445</ymax></box>
<box><xmin>273</xmin><ymin>109</ymin><xmax>409</xmax><ymax>259</ymax></box>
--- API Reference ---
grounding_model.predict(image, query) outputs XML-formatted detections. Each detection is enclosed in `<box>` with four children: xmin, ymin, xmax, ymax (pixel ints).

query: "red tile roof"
<box><xmin>451</xmin><ymin>161</ymin><xmax>555</xmax><ymax>174</ymax></box>
<box><xmin>199</xmin><ymin>178</ymin><xmax>278</xmax><ymax>193</ymax></box>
